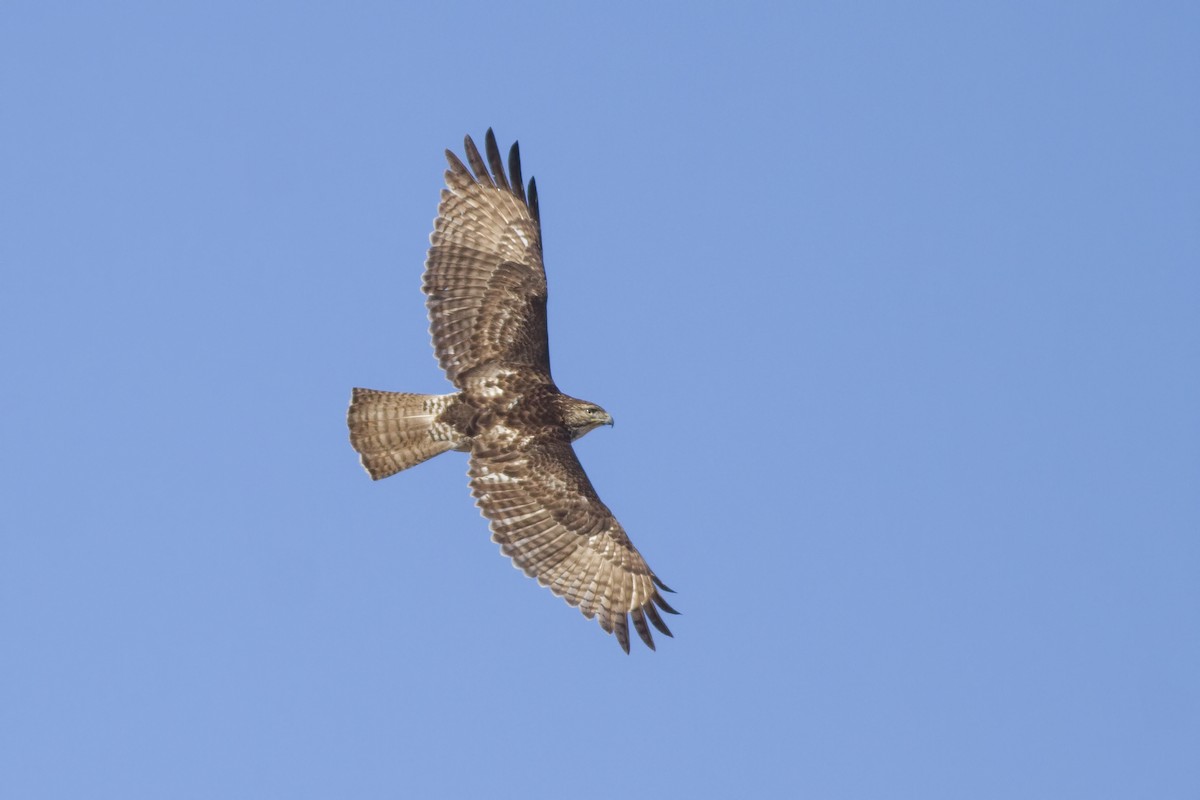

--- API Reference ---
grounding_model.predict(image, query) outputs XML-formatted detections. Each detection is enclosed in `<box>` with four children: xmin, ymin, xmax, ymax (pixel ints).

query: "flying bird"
<box><xmin>348</xmin><ymin>130</ymin><xmax>677</xmax><ymax>652</ymax></box>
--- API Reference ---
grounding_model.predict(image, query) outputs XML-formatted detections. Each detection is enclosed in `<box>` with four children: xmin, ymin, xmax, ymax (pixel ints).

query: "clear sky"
<box><xmin>2</xmin><ymin>2</ymin><xmax>1197</xmax><ymax>798</ymax></box>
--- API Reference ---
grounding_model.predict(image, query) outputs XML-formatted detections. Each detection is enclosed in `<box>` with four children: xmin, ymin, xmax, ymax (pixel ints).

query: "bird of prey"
<box><xmin>347</xmin><ymin>130</ymin><xmax>677</xmax><ymax>652</ymax></box>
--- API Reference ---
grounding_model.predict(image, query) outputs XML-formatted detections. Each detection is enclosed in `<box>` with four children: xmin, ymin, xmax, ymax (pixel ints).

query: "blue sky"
<box><xmin>2</xmin><ymin>2</ymin><xmax>1197</xmax><ymax>797</ymax></box>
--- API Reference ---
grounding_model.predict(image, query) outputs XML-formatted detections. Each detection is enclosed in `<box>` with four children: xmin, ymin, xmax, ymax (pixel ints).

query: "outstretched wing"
<box><xmin>468</xmin><ymin>434</ymin><xmax>677</xmax><ymax>652</ymax></box>
<box><xmin>424</xmin><ymin>129</ymin><xmax>550</xmax><ymax>388</ymax></box>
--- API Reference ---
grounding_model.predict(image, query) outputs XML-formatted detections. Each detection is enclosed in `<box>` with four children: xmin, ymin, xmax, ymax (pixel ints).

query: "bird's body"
<box><xmin>348</xmin><ymin>130</ymin><xmax>676</xmax><ymax>652</ymax></box>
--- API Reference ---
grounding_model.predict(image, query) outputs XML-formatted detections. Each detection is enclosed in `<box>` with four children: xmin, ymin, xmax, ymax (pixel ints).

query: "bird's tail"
<box><xmin>347</xmin><ymin>388</ymin><xmax>466</xmax><ymax>480</ymax></box>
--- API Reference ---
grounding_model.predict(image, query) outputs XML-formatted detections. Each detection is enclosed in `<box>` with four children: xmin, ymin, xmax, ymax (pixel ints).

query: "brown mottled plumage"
<box><xmin>347</xmin><ymin>130</ymin><xmax>676</xmax><ymax>652</ymax></box>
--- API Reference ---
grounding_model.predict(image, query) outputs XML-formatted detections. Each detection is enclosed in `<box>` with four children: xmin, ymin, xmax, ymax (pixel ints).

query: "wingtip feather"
<box><xmin>528</xmin><ymin>177</ymin><xmax>540</xmax><ymax>225</ymax></box>
<box><xmin>613</xmin><ymin>614</ymin><xmax>631</xmax><ymax>654</ymax></box>
<box><xmin>631</xmin><ymin>607</ymin><xmax>656</xmax><ymax>650</ymax></box>
<box><xmin>652</xmin><ymin>592</ymin><xmax>680</xmax><ymax>615</ymax></box>
<box><xmin>644</xmin><ymin>603</ymin><xmax>673</xmax><ymax>638</ymax></box>
<box><xmin>484</xmin><ymin>128</ymin><xmax>509</xmax><ymax>191</ymax></box>
<box><xmin>462</xmin><ymin>134</ymin><xmax>492</xmax><ymax>186</ymax></box>
<box><xmin>444</xmin><ymin>149</ymin><xmax>470</xmax><ymax>178</ymax></box>
<box><xmin>508</xmin><ymin>141</ymin><xmax>526</xmax><ymax>204</ymax></box>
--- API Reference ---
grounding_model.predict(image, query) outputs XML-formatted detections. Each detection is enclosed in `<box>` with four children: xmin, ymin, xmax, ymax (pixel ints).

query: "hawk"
<box><xmin>348</xmin><ymin>130</ymin><xmax>677</xmax><ymax>652</ymax></box>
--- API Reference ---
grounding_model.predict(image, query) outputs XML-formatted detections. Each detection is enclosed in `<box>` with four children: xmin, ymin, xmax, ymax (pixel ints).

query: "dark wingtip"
<box><xmin>631</xmin><ymin>608</ymin><xmax>656</xmax><ymax>651</ymax></box>
<box><xmin>644</xmin><ymin>602</ymin><xmax>673</xmax><ymax>638</ymax></box>
<box><xmin>614</xmin><ymin>614</ymin><xmax>631</xmax><ymax>654</ymax></box>
<box><xmin>652</xmin><ymin>575</ymin><xmax>675</xmax><ymax>593</ymax></box>
<box><xmin>652</xmin><ymin>592</ymin><xmax>680</xmax><ymax>616</ymax></box>
<box><xmin>462</xmin><ymin>133</ymin><xmax>492</xmax><ymax>186</ymax></box>
<box><xmin>483</xmin><ymin>128</ymin><xmax>509</xmax><ymax>191</ymax></box>
<box><xmin>508</xmin><ymin>141</ymin><xmax>526</xmax><ymax>204</ymax></box>
<box><xmin>528</xmin><ymin>176</ymin><xmax>540</xmax><ymax>226</ymax></box>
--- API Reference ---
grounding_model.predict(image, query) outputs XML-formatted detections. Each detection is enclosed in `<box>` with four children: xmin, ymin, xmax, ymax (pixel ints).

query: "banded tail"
<box><xmin>347</xmin><ymin>389</ymin><xmax>466</xmax><ymax>480</ymax></box>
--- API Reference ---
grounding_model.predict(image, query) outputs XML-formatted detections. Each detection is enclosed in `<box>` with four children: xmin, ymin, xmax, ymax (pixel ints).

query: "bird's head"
<box><xmin>562</xmin><ymin>397</ymin><xmax>613</xmax><ymax>441</ymax></box>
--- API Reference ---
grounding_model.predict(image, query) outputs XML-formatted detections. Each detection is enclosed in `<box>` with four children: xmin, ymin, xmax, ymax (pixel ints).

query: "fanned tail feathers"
<box><xmin>347</xmin><ymin>389</ymin><xmax>465</xmax><ymax>480</ymax></box>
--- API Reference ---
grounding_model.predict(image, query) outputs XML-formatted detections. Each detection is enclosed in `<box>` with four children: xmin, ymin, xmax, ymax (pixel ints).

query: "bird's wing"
<box><xmin>424</xmin><ymin>129</ymin><xmax>551</xmax><ymax>388</ymax></box>
<box><xmin>468</xmin><ymin>434</ymin><xmax>677</xmax><ymax>652</ymax></box>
